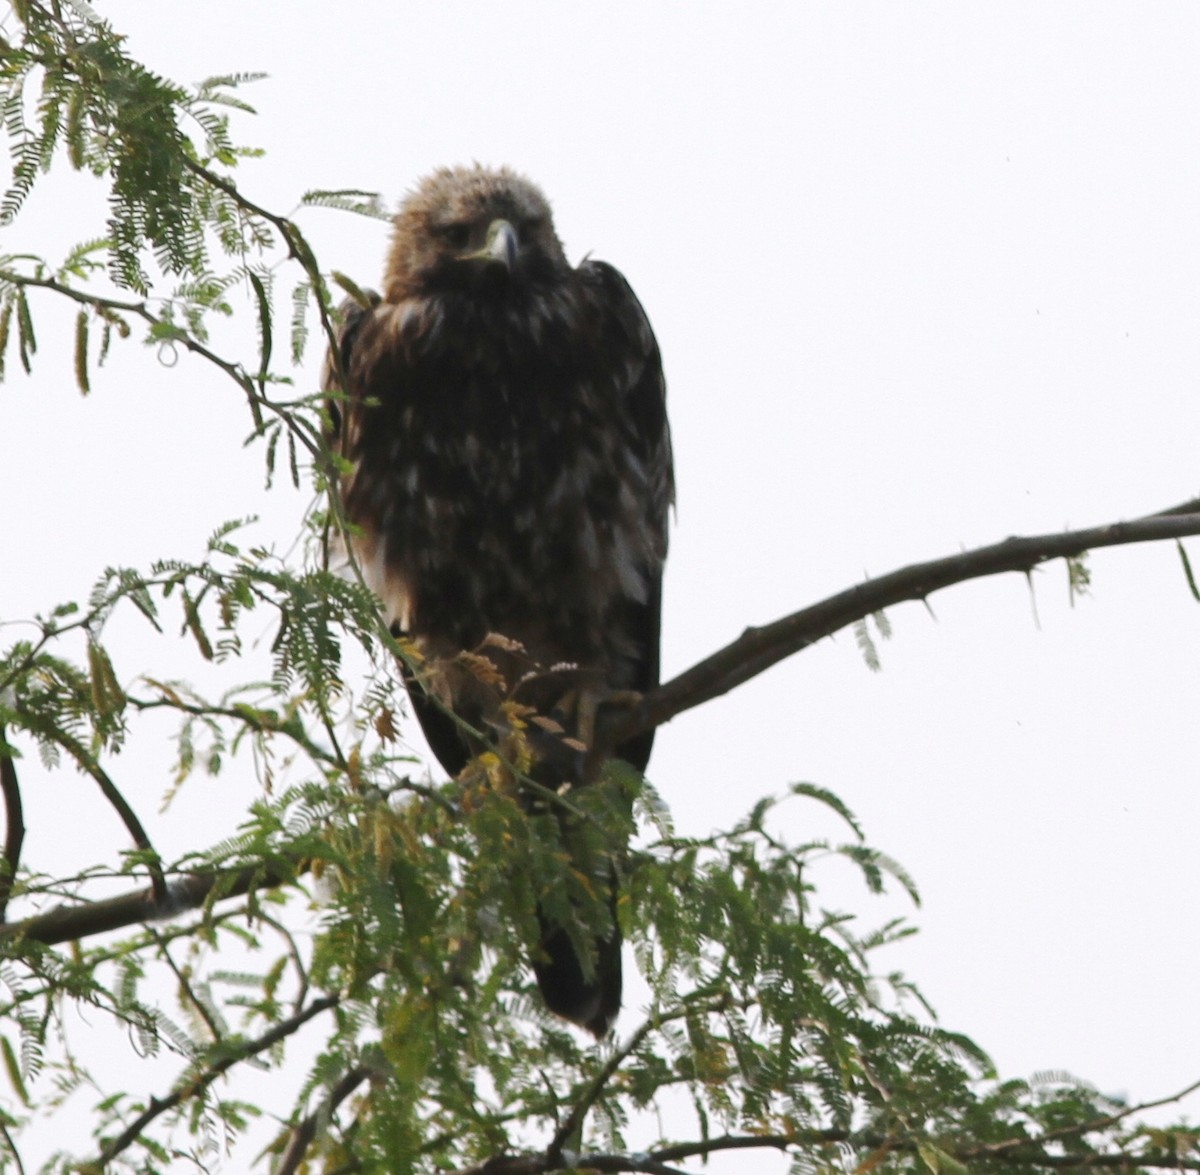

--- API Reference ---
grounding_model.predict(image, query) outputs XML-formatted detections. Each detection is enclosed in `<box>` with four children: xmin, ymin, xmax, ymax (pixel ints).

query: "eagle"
<box><xmin>324</xmin><ymin>165</ymin><xmax>673</xmax><ymax>1036</ymax></box>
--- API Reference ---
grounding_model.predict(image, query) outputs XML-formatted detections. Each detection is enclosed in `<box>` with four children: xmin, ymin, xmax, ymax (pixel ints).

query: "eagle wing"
<box><xmin>321</xmin><ymin>288</ymin><xmax>380</xmax><ymax>487</ymax></box>
<box><xmin>576</xmin><ymin>259</ymin><xmax>672</xmax><ymax>772</ymax></box>
<box><xmin>323</xmin><ymin>249</ymin><xmax>671</xmax><ymax>1038</ymax></box>
<box><xmin>325</xmin><ymin>263</ymin><xmax>671</xmax><ymax>775</ymax></box>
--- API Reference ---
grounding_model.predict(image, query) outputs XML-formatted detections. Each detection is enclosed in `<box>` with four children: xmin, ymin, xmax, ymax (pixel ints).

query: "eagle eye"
<box><xmin>439</xmin><ymin>223</ymin><xmax>471</xmax><ymax>249</ymax></box>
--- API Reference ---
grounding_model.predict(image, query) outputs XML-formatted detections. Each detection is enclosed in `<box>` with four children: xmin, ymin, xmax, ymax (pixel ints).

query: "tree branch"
<box><xmin>611</xmin><ymin>499</ymin><xmax>1200</xmax><ymax>744</ymax></box>
<box><xmin>546</xmin><ymin>997</ymin><xmax>745</xmax><ymax>1164</ymax></box>
<box><xmin>0</xmin><ymin>724</ymin><xmax>25</xmax><ymax>924</ymax></box>
<box><xmin>273</xmin><ymin>1063</ymin><xmax>378</xmax><ymax>1175</ymax></box>
<box><xmin>51</xmin><ymin>727</ymin><xmax>166</xmax><ymax>904</ymax></box>
<box><xmin>962</xmin><ymin>1073</ymin><xmax>1200</xmax><ymax>1160</ymax></box>
<box><xmin>650</xmin><ymin>1132</ymin><xmax>1200</xmax><ymax>1172</ymax></box>
<box><xmin>0</xmin><ymin>1118</ymin><xmax>26</xmax><ymax>1175</ymax></box>
<box><xmin>0</xmin><ymin>858</ymin><xmax>303</xmax><ymax>947</ymax></box>
<box><xmin>150</xmin><ymin>927</ymin><xmax>226</xmax><ymax>1044</ymax></box>
<box><xmin>451</xmin><ymin>1152</ymin><xmax>690</xmax><ymax>1175</ymax></box>
<box><xmin>91</xmin><ymin>992</ymin><xmax>339</xmax><ymax>1168</ymax></box>
<box><xmin>454</xmin><ymin>1128</ymin><xmax>1200</xmax><ymax>1175</ymax></box>
<box><xmin>0</xmin><ymin>270</ymin><xmax>323</xmax><ymax>457</ymax></box>
<box><xmin>7</xmin><ymin>501</ymin><xmax>1200</xmax><ymax>953</ymax></box>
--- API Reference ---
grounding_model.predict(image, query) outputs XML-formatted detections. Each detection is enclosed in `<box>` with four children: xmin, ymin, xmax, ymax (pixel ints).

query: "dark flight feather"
<box><xmin>324</xmin><ymin>165</ymin><xmax>672</xmax><ymax>1036</ymax></box>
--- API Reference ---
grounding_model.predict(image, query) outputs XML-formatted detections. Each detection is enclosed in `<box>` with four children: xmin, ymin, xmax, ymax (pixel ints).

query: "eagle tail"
<box><xmin>533</xmin><ymin>899</ymin><xmax>622</xmax><ymax>1039</ymax></box>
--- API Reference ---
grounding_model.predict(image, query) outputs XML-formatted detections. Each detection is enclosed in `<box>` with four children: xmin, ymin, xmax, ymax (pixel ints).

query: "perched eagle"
<box><xmin>324</xmin><ymin>165</ymin><xmax>673</xmax><ymax>1036</ymax></box>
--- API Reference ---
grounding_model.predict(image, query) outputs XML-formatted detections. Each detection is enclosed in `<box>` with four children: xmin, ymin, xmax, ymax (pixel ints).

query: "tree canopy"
<box><xmin>0</xmin><ymin>5</ymin><xmax>1198</xmax><ymax>1173</ymax></box>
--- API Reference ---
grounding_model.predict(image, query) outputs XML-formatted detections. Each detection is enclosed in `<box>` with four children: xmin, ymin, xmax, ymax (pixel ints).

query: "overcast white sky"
<box><xmin>4</xmin><ymin>1</ymin><xmax>1200</xmax><ymax>1165</ymax></box>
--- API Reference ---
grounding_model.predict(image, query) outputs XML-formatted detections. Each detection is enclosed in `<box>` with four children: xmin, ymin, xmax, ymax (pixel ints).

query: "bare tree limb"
<box><xmin>0</xmin><ymin>723</ymin><xmax>25</xmax><ymax>924</ymax></box>
<box><xmin>0</xmin><ymin>858</ymin><xmax>303</xmax><ymax>947</ymax></box>
<box><xmin>612</xmin><ymin>499</ymin><xmax>1200</xmax><ymax>745</ymax></box>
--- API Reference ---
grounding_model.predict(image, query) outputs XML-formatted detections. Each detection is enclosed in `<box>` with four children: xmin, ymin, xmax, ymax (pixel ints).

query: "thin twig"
<box><xmin>273</xmin><ymin>1064</ymin><xmax>377</xmax><ymax>1175</ymax></box>
<box><xmin>253</xmin><ymin>909</ymin><xmax>311</xmax><ymax>1016</ymax></box>
<box><xmin>51</xmin><ymin>727</ymin><xmax>166</xmax><ymax>904</ymax></box>
<box><xmin>0</xmin><ymin>723</ymin><xmax>25</xmax><ymax>923</ymax></box>
<box><xmin>127</xmin><ymin>694</ymin><xmax>342</xmax><ymax>772</ymax></box>
<box><xmin>0</xmin><ymin>270</ymin><xmax>323</xmax><ymax>457</ymax></box>
<box><xmin>0</xmin><ymin>1118</ymin><xmax>26</xmax><ymax>1175</ymax></box>
<box><xmin>179</xmin><ymin>157</ymin><xmax>349</xmax><ymax>425</ymax></box>
<box><xmin>91</xmin><ymin>992</ymin><xmax>339</xmax><ymax>1168</ymax></box>
<box><xmin>546</xmin><ymin>1015</ymin><xmax>666</xmax><ymax>1162</ymax></box>
<box><xmin>150</xmin><ymin>928</ymin><xmax>225</xmax><ymax>1044</ymax></box>
<box><xmin>963</xmin><ymin>1073</ymin><xmax>1200</xmax><ymax>1159</ymax></box>
<box><xmin>547</xmin><ymin>996</ymin><xmax>751</xmax><ymax>1163</ymax></box>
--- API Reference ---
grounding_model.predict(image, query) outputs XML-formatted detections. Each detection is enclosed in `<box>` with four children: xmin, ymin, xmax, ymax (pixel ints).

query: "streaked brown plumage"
<box><xmin>324</xmin><ymin>165</ymin><xmax>672</xmax><ymax>1035</ymax></box>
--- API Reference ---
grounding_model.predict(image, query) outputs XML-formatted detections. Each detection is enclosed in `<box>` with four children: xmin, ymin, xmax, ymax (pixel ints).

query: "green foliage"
<box><xmin>1066</xmin><ymin>553</ymin><xmax>1091</xmax><ymax>605</ymax></box>
<box><xmin>0</xmin><ymin>6</ymin><xmax>1197</xmax><ymax>1175</ymax></box>
<box><xmin>854</xmin><ymin>610</ymin><xmax>891</xmax><ymax>672</ymax></box>
<box><xmin>0</xmin><ymin>6</ymin><xmax>271</xmax><ymax>292</ymax></box>
<box><xmin>0</xmin><ymin>522</ymin><xmax>974</xmax><ymax>1171</ymax></box>
<box><xmin>303</xmin><ymin>188</ymin><xmax>391</xmax><ymax>221</ymax></box>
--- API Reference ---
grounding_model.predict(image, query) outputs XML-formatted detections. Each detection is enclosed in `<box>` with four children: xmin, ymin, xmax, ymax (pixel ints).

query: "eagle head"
<box><xmin>384</xmin><ymin>164</ymin><xmax>569</xmax><ymax>301</ymax></box>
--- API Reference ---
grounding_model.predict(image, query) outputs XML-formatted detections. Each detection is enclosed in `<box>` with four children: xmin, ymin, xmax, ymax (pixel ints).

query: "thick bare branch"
<box><xmin>610</xmin><ymin>500</ymin><xmax>1200</xmax><ymax>745</ymax></box>
<box><xmin>0</xmin><ymin>859</ymin><xmax>302</xmax><ymax>946</ymax></box>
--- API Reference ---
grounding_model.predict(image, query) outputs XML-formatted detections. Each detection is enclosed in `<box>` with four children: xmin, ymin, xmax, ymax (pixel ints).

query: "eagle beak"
<box><xmin>464</xmin><ymin>218</ymin><xmax>519</xmax><ymax>271</ymax></box>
